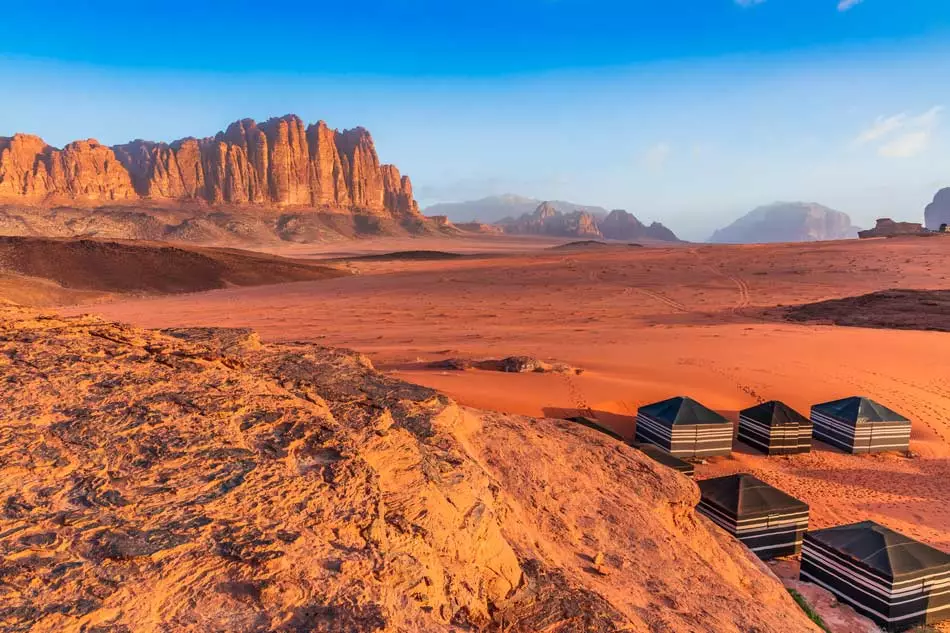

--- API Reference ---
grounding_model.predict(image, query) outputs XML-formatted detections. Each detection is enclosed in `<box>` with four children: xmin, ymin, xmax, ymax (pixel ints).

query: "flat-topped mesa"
<box><xmin>0</xmin><ymin>115</ymin><xmax>420</xmax><ymax>218</ymax></box>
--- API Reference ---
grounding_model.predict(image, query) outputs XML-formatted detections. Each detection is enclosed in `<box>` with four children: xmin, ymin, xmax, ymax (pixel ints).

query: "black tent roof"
<box><xmin>698</xmin><ymin>474</ymin><xmax>808</xmax><ymax>518</ymax></box>
<box><xmin>639</xmin><ymin>396</ymin><xmax>729</xmax><ymax>426</ymax></box>
<box><xmin>741</xmin><ymin>400</ymin><xmax>809</xmax><ymax>427</ymax></box>
<box><xmin>631</xmin><ymin>443</ymin><xmax>694</xmax><ymax>474</ymax></box>
<box><xmin>812</xmin><ymin>397</ymin><xmax>909</xmax><ymax>424</ymax></box>
<box><xmin>807</xmin><ymin>521</ymin><xmax>950</xmax><ymax>581</ymax></box>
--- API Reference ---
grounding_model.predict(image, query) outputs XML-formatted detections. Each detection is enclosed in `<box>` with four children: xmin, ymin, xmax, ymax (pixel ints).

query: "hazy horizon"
<box><xmin>2</xmin><ymin>0</ymin><xmax>949</xmax><ymax>240</ymax></box>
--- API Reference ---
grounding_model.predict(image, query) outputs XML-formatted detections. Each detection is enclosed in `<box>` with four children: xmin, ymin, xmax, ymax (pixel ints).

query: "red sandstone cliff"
<box><xmin>0</xmin><ymin>115</ymin><xmax>419</xmax><ymax>218</ymax></box>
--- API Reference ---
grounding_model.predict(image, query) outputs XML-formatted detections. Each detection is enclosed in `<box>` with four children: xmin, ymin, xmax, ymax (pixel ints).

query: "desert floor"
<box><xmin>70</xmin><ymin>234</ymin><xmax>950</xmax><ymax>553</ymax></box>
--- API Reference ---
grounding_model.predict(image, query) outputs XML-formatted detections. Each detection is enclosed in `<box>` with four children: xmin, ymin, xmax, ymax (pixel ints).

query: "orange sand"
<box><xmin>71</xmin><ymin>235</ymin><xmax>950</xmax><ymax>555</ymax></box>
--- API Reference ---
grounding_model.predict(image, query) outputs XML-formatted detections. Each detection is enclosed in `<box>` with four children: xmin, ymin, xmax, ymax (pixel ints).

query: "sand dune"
<box><xmin>0</xmin><ymin>236</ymin><xmax>347</xmax><ymax>305</ymax></box>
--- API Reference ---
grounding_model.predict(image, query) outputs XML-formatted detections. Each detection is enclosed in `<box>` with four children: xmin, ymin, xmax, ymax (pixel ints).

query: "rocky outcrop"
<box><xmin>600</xmin><ymin>209</ymin><xmax>679</xmax><ymax>241</ymax></box>
<box><xmin>0</xmin><ymin>135</ymin><xmax>137</xmax><ymax>202</ymax></box>
<box><xmin>925</xmin><ymin>188</ymin><xmax>950</xmax><ymax>230</ymax></box>
<box><xmin>710</xmin><ymin>202</ymin><xmax>859</xmax><ymax>244</ymax></box>
<box><xmin>858</xmin><ymin>218</ymin><xmax>925</xmax><ymax>239</ymax></box>
<box><xmin>499</xmin><ymin>202</ymin><xmax>603</xmax><ymax>238</ymax></box>
<box><xmin>0</xmin><ymin>115</ymin><xmax>419</xmax><ymax>218</ymax></box>
<box><xmin>0</xmin><ymin>308</ymin><xmax>823</xmax><ymax>632</ymax></box>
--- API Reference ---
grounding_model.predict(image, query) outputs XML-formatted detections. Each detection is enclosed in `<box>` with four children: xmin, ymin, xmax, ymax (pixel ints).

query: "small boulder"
<box><xmin>500</xmin><ymin>356</ymin><xmax>545</xmax><ymax>373</ymax></box>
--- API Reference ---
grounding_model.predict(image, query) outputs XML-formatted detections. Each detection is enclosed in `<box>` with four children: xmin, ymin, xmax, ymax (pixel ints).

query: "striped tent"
<box><xmin>800</xmin><ymin>521</ymin><xmax>950</xmax><ymax>631</ymax></box>
<box><xmin>630</xmin><ymin>442</ymin><xmax>695</xmax><ymax>477</ymax></box>
<box><xmin>635</xmin><ymin>396</ymin><xmax>733</xmax><ymax>458</ymax></box>
<box><xmin>697</xmin><ymin>474</ymin><xmax>809</xmax><ymax>559</ymax></box>
<box><xmin>811</xmin><ymin>397</ymin><xmax>911</xmax><ymax>454</ymax></box>
<box><xmin>738</xmin><ymin>400</ymin><xmax>812</xmax><ymax>455</ymax></box>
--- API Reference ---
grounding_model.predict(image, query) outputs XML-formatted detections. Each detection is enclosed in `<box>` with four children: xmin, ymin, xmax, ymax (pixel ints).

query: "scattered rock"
<box><xmin>428</xmin><ymin>358</ymin><xmax>474</xmax><ymax>371</ymax></box>
<box><xmin>501</xmin><ymin>356</ymin><xmax>546</xmax><ymax>373</ymax></box>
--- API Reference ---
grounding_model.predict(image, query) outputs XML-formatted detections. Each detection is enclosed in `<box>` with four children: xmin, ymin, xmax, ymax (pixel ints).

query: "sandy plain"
<box><xmin>68</xmin><ymin>233</ymin><xmax>950</xmax><ymax>566</ymax></box>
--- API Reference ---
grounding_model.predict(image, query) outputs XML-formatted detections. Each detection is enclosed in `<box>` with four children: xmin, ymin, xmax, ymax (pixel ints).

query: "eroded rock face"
<box><xmin>0</xmin><ymin>115</ymin><xmax>419</xmax><ymax>218</ymax></box>
<box><xmin>924</xmin><ymin>188</ymin><xmax>950</xmax><ymax>230</ymax></box>
<box><xmin>0</xmin><ymin>309</ymin><xmax>822</xmax><ymax>632</ymax></box>
<box><xmin>0</xmin><ymin>135</ymin><xmax>137</xmax><ymax>202</ymax></box>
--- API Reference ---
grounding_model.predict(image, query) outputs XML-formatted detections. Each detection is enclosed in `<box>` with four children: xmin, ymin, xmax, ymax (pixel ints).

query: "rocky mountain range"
<box><xmin>709</xmin><ymin>202</ymin><xmax>860</xmax><ymax>244</ymax></box>
<box><xmin>0</xmin><ymin>116</ymin><xmax>445</xmax><ymax>244</ymax></box>
<box><xmin>0</xmin><ymin>115</ymin><xmax>417</xmax><ymax>216</ymax></box>
<box><xmin>497</xmin><ymin>202</ymin><xmax>679</xmax><ymax>241</ymax></box>
<box><xmin>925</xmin><ymin>187</ymin><xmax>950</xmax><ymax>230</ymax></box>
<box><xmin>425</xmin><ymin>194</ymin><xmax>610</xmax><ymax>224</ymax></box>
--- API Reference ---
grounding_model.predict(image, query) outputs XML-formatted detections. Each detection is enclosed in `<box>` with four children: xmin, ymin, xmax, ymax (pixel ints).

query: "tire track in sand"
<box><xmin>630</xmin><ymin>288</ymin><xmax>689</xmax><ymax>313</ymax></box>
<box><xmin>690</xmin><ymin>249</ymin><xmax>753</xmax><ymax>316</ymax></box>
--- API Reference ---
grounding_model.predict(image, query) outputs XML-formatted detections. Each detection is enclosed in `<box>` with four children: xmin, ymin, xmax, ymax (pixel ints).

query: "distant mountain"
<box><xmin>424</xmin><ymin>194</ymin><xmax>609</xmax><ymax>224</ymax></box>
<box><xmin>600</xmin><ymin>209</ymin><xmax>679</xmax><ymax>242</ymax></box>
<box><xmin>709</xmin><ymin>202</ymin><xmax>861</xmax><ymax>244</ymax></box>
<box><xmin>497</xmin><ymin>202</ymin><xmax>679</xmax><ymax>241</ymax></box>
<box><xmin>498</xmin><ymin>202</ymin><xmax>602</xmax><ymax>238</ymax></box>
<box><xmin>924</xmin><ymin>188</ymin><xmax>950</xmax><ymax>230</ymax></box>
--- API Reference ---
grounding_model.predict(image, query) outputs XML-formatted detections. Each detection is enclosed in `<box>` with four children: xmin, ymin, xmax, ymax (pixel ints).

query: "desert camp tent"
<box><xmin>635</xmin><ymin>396</ymin><xmax>733</xmax><ymax>458</ymax></box>
<box><xmin>631</xmin><ymin>442</ymin><xmax>695</xmax><ymax>477</ymax></box>
<box><xmin>800</xmin><ymin>521</ymin><xmax>950</xmax><ymax>631</ymax></box>
<box><xmin>810</xmin><ymin>397</ymin><xmax>911</xmax><ymax>454</ymax></box>
<box><xmin>738</xmin><ymin>400</ymin><xmax>812</xmax><ymax>455</ymax></box>
<box><xmin>697</xmin><ymin>474</ymin><xmax>809</xmax><ymax>559</ymax></box>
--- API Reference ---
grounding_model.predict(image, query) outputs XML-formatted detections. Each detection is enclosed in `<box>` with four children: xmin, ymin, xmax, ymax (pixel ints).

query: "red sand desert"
<box><xmin>72</xmin><ymin>235</ymin><xmax>950</xmax><ymax>559</ymax></box>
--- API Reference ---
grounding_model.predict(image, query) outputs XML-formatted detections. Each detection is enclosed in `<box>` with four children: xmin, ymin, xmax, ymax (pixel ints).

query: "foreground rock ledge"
<box><xmin>0</xmin><ymin>309</ymin><xmax>820</xmax><ymax>632</ymax></box>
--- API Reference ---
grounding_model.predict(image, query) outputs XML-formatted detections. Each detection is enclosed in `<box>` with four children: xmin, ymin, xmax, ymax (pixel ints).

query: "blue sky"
<box><xmin>2</xmin><ymin>0</ymin><xmax>950</xmax><ymax>239</ymax></box>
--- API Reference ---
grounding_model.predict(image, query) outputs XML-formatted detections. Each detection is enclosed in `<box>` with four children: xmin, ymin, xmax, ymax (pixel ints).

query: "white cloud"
<box><xmin>855</xmin><ymin>113</ymin><xmax>907</xmax><ymax>144</ymax></box>
<box><xmin>736</xmin><ymin>0</ymin><xmax>865</xmax><ymax>12</ymax></box>
<box><xmin>642</xmin><ymin>143</ymin><xmax>672</xmax><ymax>170</ymax></box>
<box><xmin>878</xmin><ymin>131</ymin><xmax>930</xmax><ymax>158</ymax></box>
<box><xmin>854</xmin><ymin>106</ymin><xmax>943</xmax><ymax>159</ymax></box>
<box><xmin>838</xmin><ymin>0</ymin><xmax>864</xmax><ymax>11</ymax></box>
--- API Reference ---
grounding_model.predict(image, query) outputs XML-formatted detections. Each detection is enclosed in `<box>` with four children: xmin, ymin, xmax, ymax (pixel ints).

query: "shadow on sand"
<box><xmin>542</xmin><ymin>407</ymin><xmax>637</xmax><ymax>442</ymax></box>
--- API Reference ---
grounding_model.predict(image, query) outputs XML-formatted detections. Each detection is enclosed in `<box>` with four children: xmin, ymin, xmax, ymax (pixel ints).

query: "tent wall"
<box><xmin>800</xmin><ymin>534</ymin><xmax>950</xmax><ymax>631</ymax></box>
<box><xmin>697</xmin><ymin>500</ymin><xmax>808</xmax><ymax>559</ymax></box>
<box><xmin>811</xmin><ymin>410</ymin><xmax>910</xmax><ymax>454</ymax></box>
<box><xmin>793</xmin><ymin>418</ymin><xmax>814</xmax><ymax>454</ymax></box>
<box><xmin>635</xmin><ymin>413</ymin><xmax>732</xmax><ymax>458</ymax></box>
<box><xmin>738</xmin><ymin>409</ymin><xmax>813</xmax><ymax>456</ymax></box>
<box><xmin>736</xmin><ymin>413</ymin><xmax>780</xmax><ymax>454</ymax></box>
